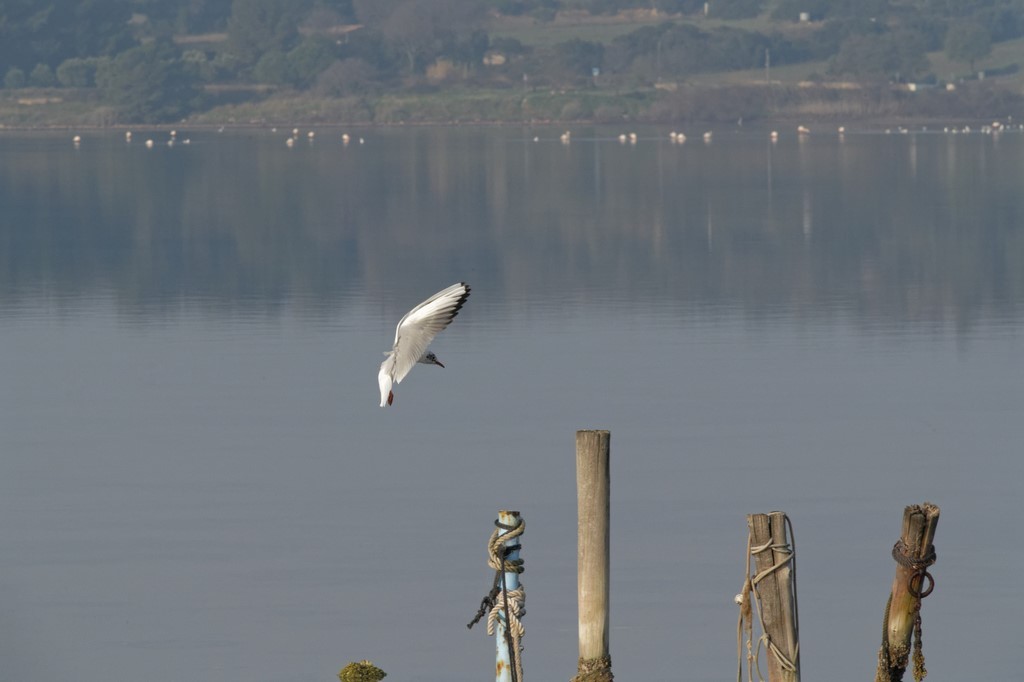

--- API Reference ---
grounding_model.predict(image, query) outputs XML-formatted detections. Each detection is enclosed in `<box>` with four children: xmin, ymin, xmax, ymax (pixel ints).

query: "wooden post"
<box><xmin>747</xmin><ymin>512</ymin><xmax>800</xmax><ymax>682</ymax></box>
<box><xmin>573</xmin><ymin>430</ymin><xmax>612</xmax><ymax>682</ymax></box>
<box><xmin>876</xmin><ymin>503</ymin><xmax>940</xmax><ymax>682</ymax></box>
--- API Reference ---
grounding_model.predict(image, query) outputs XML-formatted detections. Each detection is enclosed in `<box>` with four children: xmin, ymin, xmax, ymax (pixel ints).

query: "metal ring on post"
<box><xmin>908</xmin><ymin>569</ymin><xmax>935</xmax><ymax>599</ymax></box>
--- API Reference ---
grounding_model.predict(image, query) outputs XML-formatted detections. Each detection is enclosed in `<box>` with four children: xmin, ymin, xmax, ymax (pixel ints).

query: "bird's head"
<box><xmin>423</xmin><ymin>351</ymin><xmax>445</xmax><ymax>368</ymax></box>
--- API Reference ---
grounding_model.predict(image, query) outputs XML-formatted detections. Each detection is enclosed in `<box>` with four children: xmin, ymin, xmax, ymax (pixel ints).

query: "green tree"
<box><xmin>313</xmin><ymin>58</ymin><xmax>381</xmax><ymax>95</ymax></box>
<box><xmin>226</xmin><ymin>0</ymin><xmax>310</xmax><ymax>66</ymax></box>
<box><xmin>944</xmin><ymin>21</ymin><xmax>992</xmax><ymax>72</ymax></box>
<box><xmin>445</xmin><ymin>29</ymin><xmax>490</xmax><ymax>69</ymax></box>
<box><xmin>287</xmin><ymin>36</ymin><xmax>337</xmax><ymax>86</ymax></box>
<box><xmin>4</xmin><ymin>67</ymin><xmax>26</xmax><ymax>89</ymax></box>
<box><xmin>95</xmin><ymin>40</ymin><xmax>201</xmax><ymax>122</ymax></box>
<box><xmin>252</xmin><ymin>49</ymin><xmax>293</xmax><ymax>83</ymax></box>
<box><xmin>381</xmin><ymin>0</ymin><xmax>488</xmax><ymax>74</ymax></box>
<box><xmin>29</xmin><ymin>63</ymin><xmax>57</xmax><ymax>87</ymax></box>
<box><xmin>132</xmin><ymin>0</ymin><xmax>234</xmax><ymax>35</ymax></box>
<box><xmin>57</xmin><ymin>57</ymin><xmax>100</xmax><ymax>87</ymax></box>
<box><xmin>252</xmin><ymin>37</ymin><xmax>336</xmax><ymax>86</ymax></box>
<box><xmin>181</xmin><ymin>50</ymin><xmax>217</xmax><ymax>83</ymax></box>
<box><xmin>338</xmin><ymin>29</ymin><xmax>400</xmax><ymax>76</ymax></box>
<box><xmin>550</xmin><ymin>39</ymin><xmax>604</xmax><ymax>83</ymax></box>
<box><xmin>0</xmin><ymin>1</ymin><xmax>135</xmax><ymax>72</ymax></box>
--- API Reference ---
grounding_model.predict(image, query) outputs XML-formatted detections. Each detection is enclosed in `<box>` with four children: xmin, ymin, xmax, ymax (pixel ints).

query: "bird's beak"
<box><xmin>434</xmin><ymin>358</ymin><xmax>445</xmax><ymax>368</ymax></box>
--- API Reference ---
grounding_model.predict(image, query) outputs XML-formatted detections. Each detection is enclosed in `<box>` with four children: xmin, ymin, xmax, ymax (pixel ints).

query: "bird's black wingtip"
<box><xmin>450</xmin><ymin>282</ymin><xmax>471</xmax><ymax>318</ymax></box>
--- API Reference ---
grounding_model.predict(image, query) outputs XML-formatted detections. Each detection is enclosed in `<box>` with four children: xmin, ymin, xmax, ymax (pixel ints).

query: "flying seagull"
<box><xmin>378</xmin><ymin>282</ymin><xmax>471</xmax><ymax>407</ymax></box>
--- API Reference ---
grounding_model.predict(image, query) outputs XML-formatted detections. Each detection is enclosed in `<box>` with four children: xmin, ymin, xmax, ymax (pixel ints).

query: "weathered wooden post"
<box><xmin>876</xmin><ymin>503</ymin><xmax>939</xmax><ymax>682</ymax></box>
<box><xmin>573</xmin><ymin>430</ymin><xmax>612</xmax><ymax>682</ymax></box>
<box><xmin>745</xmin><ymin>511</ymin><xmax>800</xmax><ymax>682</ymax></box>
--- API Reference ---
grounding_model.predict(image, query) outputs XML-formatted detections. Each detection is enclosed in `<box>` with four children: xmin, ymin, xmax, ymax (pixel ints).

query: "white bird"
<box><xmin>378</xmin><ymin>282</ymin><xmax>471</xmax><ymax>407</ymax></box>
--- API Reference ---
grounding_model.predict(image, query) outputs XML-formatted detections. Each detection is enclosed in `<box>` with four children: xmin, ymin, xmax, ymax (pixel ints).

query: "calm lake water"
<box><xmin>0</xmin><ymin>127</ymin><xmax>1021</xmax><ymax>682</ymax></box>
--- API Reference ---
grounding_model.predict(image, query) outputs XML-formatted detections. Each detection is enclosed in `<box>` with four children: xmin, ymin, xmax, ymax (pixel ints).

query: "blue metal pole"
<box><xmin>495</xmin><ymin>510</ymin><xmax>522</xmax><ymax>682</ymax></box>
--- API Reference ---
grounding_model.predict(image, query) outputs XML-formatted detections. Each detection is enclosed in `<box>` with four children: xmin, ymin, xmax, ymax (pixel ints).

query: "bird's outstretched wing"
<box><xmin>388</xmin><ymin>282</ymin><xmax>471</xmax><ymax>385</ymax></box>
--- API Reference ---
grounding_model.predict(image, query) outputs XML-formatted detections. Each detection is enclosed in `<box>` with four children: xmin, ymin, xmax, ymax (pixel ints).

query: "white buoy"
<box><xmin>145</xmin><ymin>139</ymin><xmax>154</xmax><ymax>148</ymax></box>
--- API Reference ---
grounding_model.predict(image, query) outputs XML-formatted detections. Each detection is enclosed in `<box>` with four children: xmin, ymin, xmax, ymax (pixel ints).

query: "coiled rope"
<box><xmin>468</xmin><ymin>516</ymin><xmax>525</xmax><ymax>682</ymax></box>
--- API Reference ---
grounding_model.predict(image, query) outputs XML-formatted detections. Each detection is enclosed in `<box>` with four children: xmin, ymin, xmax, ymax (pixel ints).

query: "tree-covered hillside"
<box><xmin>1</xmin><ymin>0</ymin><xmax>1023</xmax><ymax>123</ymax></box>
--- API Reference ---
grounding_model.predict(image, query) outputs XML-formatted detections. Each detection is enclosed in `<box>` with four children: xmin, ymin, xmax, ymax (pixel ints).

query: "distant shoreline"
<box><xmin>2</xmin><ymin>81</ymin><xmax>1021</xmax><ymax>132</ymax></box>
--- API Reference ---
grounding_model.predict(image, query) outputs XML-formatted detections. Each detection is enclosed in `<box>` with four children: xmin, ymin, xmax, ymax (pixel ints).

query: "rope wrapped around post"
<box><xmin>468</xmin><ymin>512</ymin><xmax>525</xmax><ymax>682</ymax></box>
<box><xmin>737</xmin><ymin>512</ymin><xmax>800</xmax><ymax>682</ymax></box>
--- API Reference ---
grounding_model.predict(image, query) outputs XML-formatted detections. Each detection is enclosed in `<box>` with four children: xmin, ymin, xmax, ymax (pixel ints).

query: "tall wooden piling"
<box><xmin>747</xmin><ymin>512</ymin><xmax>800</xmax><ymax>682</ymax></box>
<box><xmin>876</xmin><ymin>503</ymin><xmax>939</xmax><ymax>682</ymax></box>
<box><xmin>573</xmin><ymin>430</ymin><xmax>612</xmax><ymax>682</ymax></box>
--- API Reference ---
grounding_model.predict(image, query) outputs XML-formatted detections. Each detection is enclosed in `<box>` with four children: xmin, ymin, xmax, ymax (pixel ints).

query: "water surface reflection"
<box><xmin>0</xmin><ymin>129</ymin><xmax>1021</xmax><ymax>682</ymax></box>
<box><xmin>1</xmin><ymin>128</ymin><xmax>1021</xmax><ymax>332</ymax></box>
